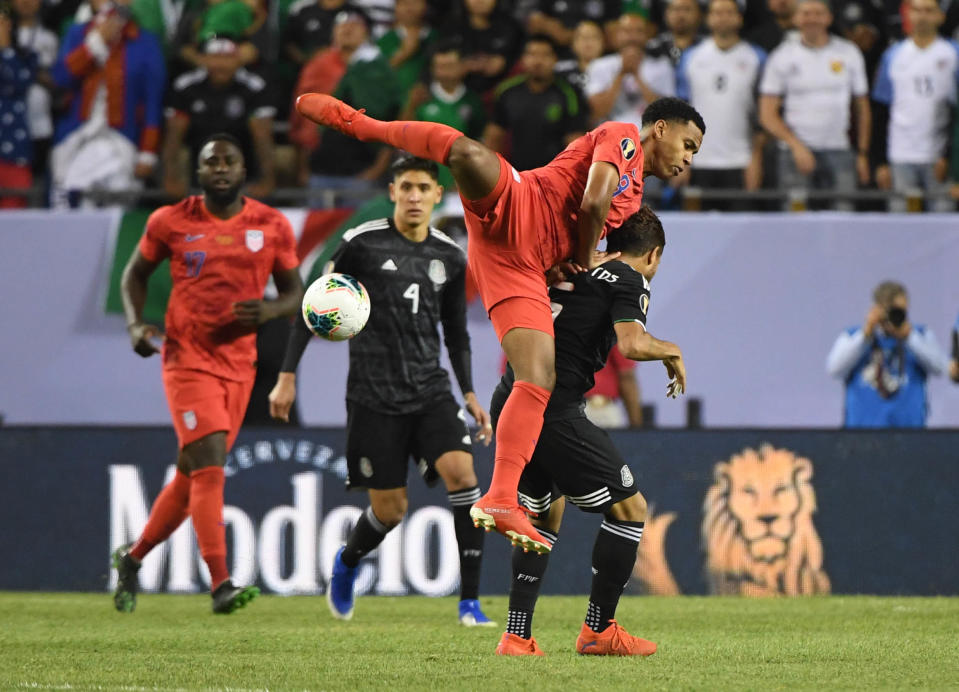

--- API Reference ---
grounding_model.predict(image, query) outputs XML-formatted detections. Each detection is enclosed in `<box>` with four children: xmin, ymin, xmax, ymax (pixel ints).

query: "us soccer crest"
<box><xmin>428</xmin><ymin>259</ymin><xmax>447</xmax><ymax>285</ymax></box>
<box><xmin>246</xmin><ymin>230</ymin><xmax>264</xmax><ymax>252</ymax></box>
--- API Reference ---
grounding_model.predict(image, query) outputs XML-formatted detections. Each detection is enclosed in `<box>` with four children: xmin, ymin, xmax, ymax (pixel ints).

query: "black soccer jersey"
<box><xmin>491</xmin><ymin>75</ymin><xmax>588</xmax><ymax>171</ymax></box>
<box><xmin>167</xmin><ymin>68</ymin><xmax>275</xmax><ymax>180</ymax></box>
<box><xmin>328</xmin><ymin>218</ymin><xmax>472</xmax><ymax>415</ymax></box>
<box><xmin>502</xmin><ymin>260</ymin><xmax>650</xmax><ymax>417</ymax></box>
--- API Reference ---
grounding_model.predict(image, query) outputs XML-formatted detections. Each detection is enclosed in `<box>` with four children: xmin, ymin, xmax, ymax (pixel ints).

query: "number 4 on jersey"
<box><xmin>404</xmin><ymin>282</ymin><xmax>420</xmax><ymax>314</ymax></box>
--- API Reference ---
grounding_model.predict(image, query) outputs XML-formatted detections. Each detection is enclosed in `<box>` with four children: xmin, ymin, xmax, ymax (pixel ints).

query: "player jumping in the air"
<box><xmin>114</xmin><ymin>133</ymin><xmax>303</xmax><ymax>614</ymax></box>
<box><xmin>269</xmin><ymin>155</ymin><xmax>496</xmax><ymax>626</ymax></box>
<box><xmin>492</xmin><ymin>207</ymin><xmax>684</xmax><ymax>656</ymax></box>
<box><xmin>296</xmin><ymin>92</ymin><xmax>703</xmax><ymax>553</ymax></box>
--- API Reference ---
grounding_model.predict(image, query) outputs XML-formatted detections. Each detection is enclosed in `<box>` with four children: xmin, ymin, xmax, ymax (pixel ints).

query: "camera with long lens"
<box><xmin>886</xmin><ymin>306</ymin><xmax>907</xmax><ymax>328</ymax></box>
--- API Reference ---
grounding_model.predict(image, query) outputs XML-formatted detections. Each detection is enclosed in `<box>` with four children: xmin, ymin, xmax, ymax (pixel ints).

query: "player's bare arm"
<box><xmin>614</xmin><ymin>320</ymin><xmax>686</xmax><ymax>395</ymax></box>
<box><xmin>232</xmin><ymin>267</ymin><xmax>303</xmax><ymax>327</ymax></box>
<box><xmin>121</xmin><ymin>249</ymin><xmax>163</xmax><ymax>357</ymax></box>
<box><xmin>574</xmin><ymin>160</ymin><xmax>621</xmax><ymax>269</ymax></box>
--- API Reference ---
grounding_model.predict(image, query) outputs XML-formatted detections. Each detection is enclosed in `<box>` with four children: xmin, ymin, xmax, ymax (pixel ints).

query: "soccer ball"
<box><xmin>301</xmin><ymin>273</ymin><xmax>371</xmax><ymax>341</ymax></box>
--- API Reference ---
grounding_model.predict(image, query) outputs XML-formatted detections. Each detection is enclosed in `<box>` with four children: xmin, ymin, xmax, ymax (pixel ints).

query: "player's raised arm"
<box><xmin>574</xmin><ymin>160</ymin><xmax>621</xmax><ymax>269</ymax></box>
<box><xmin>121</xmin><ymin>250</ymin><xmax>164</xmax><ymax>358</ymax></box>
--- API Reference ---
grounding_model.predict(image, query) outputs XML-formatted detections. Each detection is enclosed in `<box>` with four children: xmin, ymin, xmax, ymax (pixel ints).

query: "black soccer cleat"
<box><xmin>111</xmin><ymin>544</ymin><xmax>140</xmax><ymax>613</ymax></box>
<box><xmin>211</xmin><ymin>580</ymin><xmax>260</xmax><ymax>614</ymax></box>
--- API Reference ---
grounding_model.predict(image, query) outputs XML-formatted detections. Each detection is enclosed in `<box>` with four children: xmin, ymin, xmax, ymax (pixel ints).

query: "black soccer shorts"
<box><xmin>345</xmin><ymin>394</ymin><xmax>472</xmax><ymax>490</ymax></box>
<box><xmin>517</xmin><ymin>414</ymin><xmax>638</xmax><ymax>518</ymax></box>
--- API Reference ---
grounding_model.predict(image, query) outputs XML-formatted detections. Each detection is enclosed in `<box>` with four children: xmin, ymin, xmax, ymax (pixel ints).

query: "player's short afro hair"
<box><xmin>197</xmin><ymin>132</ymin><xmax>245</xmax><ymax>163</ymax></box>
<box><xmin>606</xmin><ymin>206</ymin><xmax>666</xmax><ymax>256</ymax></box>
<box><xmin>641</xmin><ymin>97</ymin><xmax>706</xmax><ymax>136</ymax></box>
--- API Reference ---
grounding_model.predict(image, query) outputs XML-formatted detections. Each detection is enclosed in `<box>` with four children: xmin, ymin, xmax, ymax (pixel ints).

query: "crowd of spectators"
<box><xmin>2</xmin><ymin>0</ymin><xmax>959</xmax><ymax>209</ymax></box>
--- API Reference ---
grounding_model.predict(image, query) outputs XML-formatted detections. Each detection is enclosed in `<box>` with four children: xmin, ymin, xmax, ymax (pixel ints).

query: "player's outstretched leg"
<box><xmin>296</xmin><ymin>94</ymin><xmax>462</xmax><ymax>167</ymax></box>
<box><xmin>576</xmin><ymin>507</ymin><xmax>656</xmax><ymax>656</ymax></box>
<box><xmin>295</xmin><ymin>94</ymin><xmax>502</xmax><ymax>201</ymax></box>
<box><xmin>496</xmin><ymin>525</ymin><xmax>558</xmax><ymax>656</ymax></box>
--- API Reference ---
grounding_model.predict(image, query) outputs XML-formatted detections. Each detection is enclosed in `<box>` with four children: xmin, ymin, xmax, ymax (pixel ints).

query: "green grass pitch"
<box><xmin>2</xmin><ymin>593</ymin><xmax>957</xmax><ymax>690</ymax></box>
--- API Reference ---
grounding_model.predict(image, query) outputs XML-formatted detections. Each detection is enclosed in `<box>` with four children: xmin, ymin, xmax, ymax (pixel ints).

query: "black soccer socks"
<box><xmin>448</xmin><ymin>486</ymin><xmax>485</xmax><ymax>600</ymax></box>
<box><xmin>341</xmin><ymin>506</ymin><xmax>391</xmax><ymax>568</ymax></box>
<box><xmin>506</xmin><ymin>528</ymin><xmax>558</xmax><ymax>639</ymax></box>
<box><xmin>586</xmin><ymin>519</ymin><xmax>644</xmax><ymax>633</ymax></box>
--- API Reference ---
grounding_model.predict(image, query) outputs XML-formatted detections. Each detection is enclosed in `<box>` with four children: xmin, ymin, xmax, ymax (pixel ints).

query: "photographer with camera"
<box><xmin>827</xmin><ymin>281</ymin><xmax>946</xmax><ymax>427</ymax></box>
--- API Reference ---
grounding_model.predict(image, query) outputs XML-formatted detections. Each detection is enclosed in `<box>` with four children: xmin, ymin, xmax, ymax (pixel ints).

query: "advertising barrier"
<box><xmin>1</xmin><ymin>427</ymin><xmax>956</xmax><ymax>596</ymax></box>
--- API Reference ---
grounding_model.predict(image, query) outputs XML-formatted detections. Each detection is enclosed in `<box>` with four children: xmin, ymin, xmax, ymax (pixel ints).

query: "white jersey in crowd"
<box><xmin>677</xmin><ymin>38</ymin><xmax>766</xmax><ymax>169</ymax></box>
<box><xmin>18</xmin><ymin>24</ymin><xmax>59</xmax><ymax>140</ymax></box>
<box><xmin>759</xmin><ymin>35</ymin><xmax>868</xmax><ymax>151</ymax></box>
<box><xmin>872</xmin><ymin>37</ymin><xmax>959</xmax><ymax>165</ymax></box>
<box><xmin>585</xmin><ymin>52</ymin><xmax>677</xmax><ymax>129</ymax></box>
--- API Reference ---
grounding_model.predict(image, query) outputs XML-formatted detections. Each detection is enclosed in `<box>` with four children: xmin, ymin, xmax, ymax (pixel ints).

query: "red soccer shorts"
<box><xmin>162</xmin><ymin>369</ymin><xmax>254</xmax><ymax>450</ymax></box>
<box><xmin>461</xmin><ymin>155</ymin><xmax>558</xmax><ymax>342</ymax></box>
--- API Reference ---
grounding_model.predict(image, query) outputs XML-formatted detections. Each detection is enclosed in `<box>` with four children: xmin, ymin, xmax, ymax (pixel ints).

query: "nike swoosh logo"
<box><xmin>581</xmin><ymin>641</ymin><xmax>597</xmax><ymax>649</ymax></box>
<box><xmin>185</xmin><ymin>234</ymin><xmax>205</xmax><ymax>242</ymax></box>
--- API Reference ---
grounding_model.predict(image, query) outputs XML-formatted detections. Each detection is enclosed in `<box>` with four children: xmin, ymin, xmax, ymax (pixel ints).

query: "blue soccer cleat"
<box><xmin>327</xmin><ymin>546</ymin><xmax>358</xmax><ymax>620</ymax></box>
<box><xmin>458</xmin><ymin>598</ymin><xmax>496</xmax><ymax>627</ymax></box>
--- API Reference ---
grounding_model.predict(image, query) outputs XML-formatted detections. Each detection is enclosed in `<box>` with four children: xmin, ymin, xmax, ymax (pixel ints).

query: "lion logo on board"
<box><xmin>633</xmin><ymin>445</ymin><xmax>831</xmax><ymax>597</ymax></box>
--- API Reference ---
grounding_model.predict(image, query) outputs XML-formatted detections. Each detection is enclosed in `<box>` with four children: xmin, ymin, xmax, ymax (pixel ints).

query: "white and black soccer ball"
<box><xmin>301</xmin><ymin>273</ymin><xmax>371</xmax><ymax>341</ymax></box>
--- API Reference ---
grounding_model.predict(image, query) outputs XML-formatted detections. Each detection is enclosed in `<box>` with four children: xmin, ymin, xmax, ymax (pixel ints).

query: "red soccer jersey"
<box><xmin>533</xmin><ymin>121</ymin><xmax>645</xmax><ymax>261</ymax></box>
<box><xmin>139</xmin><ymin>196</ymin><xmax>299</xmax><ymax>381</ymax></box>
<box><xmin>587</xmin><ymin>348</ymin><xmax>636</xmax><ymax>399</ymax></box>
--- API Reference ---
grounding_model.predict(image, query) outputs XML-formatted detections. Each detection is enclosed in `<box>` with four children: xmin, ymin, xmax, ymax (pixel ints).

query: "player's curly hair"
<box><xmin>642</xmin><ymin>97</ymin><xmax>706</xmax><ymax>135</ymax></box>
<box><xmin>605</xmin><ymin>206</ymin><xmax>665</xmax><ymax>256</ymax></box>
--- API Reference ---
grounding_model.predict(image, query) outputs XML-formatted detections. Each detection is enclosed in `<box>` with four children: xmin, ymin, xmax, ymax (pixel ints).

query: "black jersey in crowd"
<box><xmin>500</xmin><ymin>260</ymin><xmax>651</xmax><ymax>418</ymax></box>
<box><xmin>491</xmin><ymin>74</ymin><xmax>588</xmax><ymax>171</ymax></box>
<box><xmin>167</xmin><ymin>67</ymin><xmax>275</xmax><ymax>180</ymax></box>
<box><xmin>284</xmin><ymin>217</ymin><xmax>473</xmax><ymax>415</ymax></box>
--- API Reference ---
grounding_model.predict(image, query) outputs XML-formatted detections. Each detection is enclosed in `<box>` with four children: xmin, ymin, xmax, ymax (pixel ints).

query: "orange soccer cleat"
<box><xmin>575</xmin><ymin>620</ymin><xmax>657</xmax><ymax>657</ymax></box>
<box><xmin>295</xmin><ymin>93</ymin><xmax>366</xmax><ymax>138</ymax></box>
<box><xmin>470</xmin><ymin>495</ymin><xmax>551</xmax><ymax>554</ymax></box>
<box><xmin>496</xmin><ymin>632</ymin><xmax>545</xmax><ymax>656</ymax></box>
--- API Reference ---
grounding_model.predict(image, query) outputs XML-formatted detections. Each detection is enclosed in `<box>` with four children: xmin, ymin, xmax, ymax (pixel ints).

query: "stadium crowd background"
<box><xmin>2</xmin><ymin>0</ymin><xmax>959</xmax><ymax>210</ymax></box>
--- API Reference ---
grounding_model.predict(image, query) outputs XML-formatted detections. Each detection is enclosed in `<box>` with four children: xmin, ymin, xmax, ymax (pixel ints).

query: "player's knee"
<box><xmin>443</xmin><ymin>468</ymin><xmax>477</xmax><ymax>491</ymax></box>
<box><xmin>608</xmin><ymin>493</ymin><xmax>647</xmax><ymax>523</ymax></box>
<box><xmin>371</xmin><ymin>495</ymin><xmax>408</xmax><ymax>528</ymax></box>
<box><xmin>447</xmin><ymin>137</ymin><xmax>486</xmax><ymax>170</ymax></box>
<box><xmin>437</xmin><ymin>453</ymin><xmax>477</xmax><ymax>490</ymax></box>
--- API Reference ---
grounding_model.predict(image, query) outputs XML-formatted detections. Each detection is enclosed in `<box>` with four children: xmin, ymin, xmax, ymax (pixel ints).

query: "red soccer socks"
<box><xmin>189</xmin><ymin>466</ymin><xmax>229</xmax><ymax>590</ymax></box>
<box><xmin>130</xmin><ymin>470</ymin><xmax>191</xmax><ymax>562</ymax></box>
